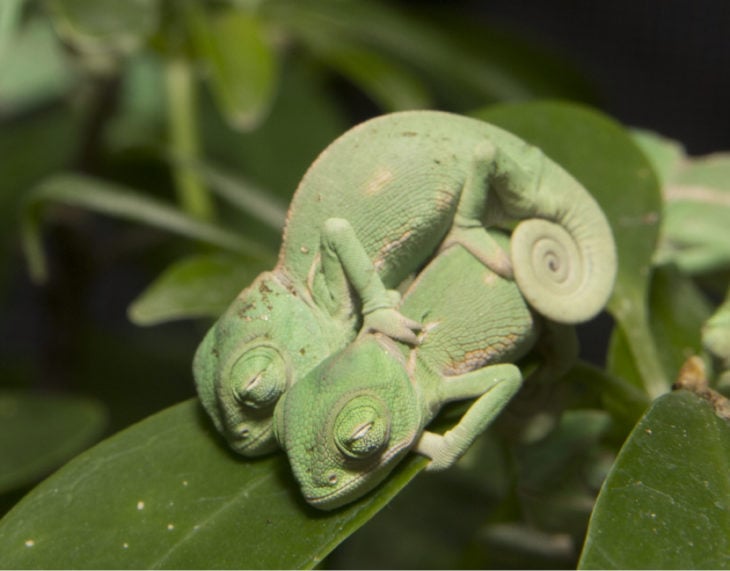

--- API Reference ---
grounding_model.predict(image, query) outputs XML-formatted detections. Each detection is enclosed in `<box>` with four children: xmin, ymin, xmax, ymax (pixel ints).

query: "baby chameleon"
<box><xmin>274</xmin><ymin>238</ymin><xmax>578</xmax><ymax>510</ymax></box>
<box><xmin>193</xmin><ymin>111</ymin><xmax>617</xmax><ymax>457</ymax></box>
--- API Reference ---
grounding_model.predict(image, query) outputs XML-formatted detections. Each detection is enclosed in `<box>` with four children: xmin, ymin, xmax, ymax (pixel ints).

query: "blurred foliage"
<box><xmin>1</xmin><ymin>0</ymin><xmax>729</xmax><ymax>569</ymax></box>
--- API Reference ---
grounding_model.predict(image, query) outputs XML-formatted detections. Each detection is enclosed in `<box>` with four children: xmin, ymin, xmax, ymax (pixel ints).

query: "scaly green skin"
<box><xmin>194</xmin><ymin>110</ymin><xmax>617</xmax><ymax>457</ymax></box>
<box><xmin>273</xmin><ymin>242</ymin><xmax>569</xmax><ymax>510</ymax></box>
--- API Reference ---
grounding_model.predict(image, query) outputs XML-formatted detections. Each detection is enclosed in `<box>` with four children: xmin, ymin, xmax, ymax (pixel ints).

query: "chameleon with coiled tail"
<box><xmin>193</xmin><ymin>111</ymin><xmax>617</xmax><ymax>456</ymax></box>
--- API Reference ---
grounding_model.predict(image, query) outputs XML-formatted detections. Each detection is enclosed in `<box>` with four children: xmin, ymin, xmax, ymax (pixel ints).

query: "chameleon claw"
<box><xmin>362</xmin><ymin>308</ymin><xmax>422</xmax><ymax>346</ymax></box>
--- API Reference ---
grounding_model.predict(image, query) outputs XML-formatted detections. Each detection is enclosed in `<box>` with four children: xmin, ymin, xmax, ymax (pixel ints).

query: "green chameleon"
<box><xmin>193</xmin><ymin>111</ymin><xmax>617</xmax><ymax>456</ymax></box>
<box><xmin>273</xmin><ymin>240</ymin><xmax>577</xmax><ymax>510</ymax></box>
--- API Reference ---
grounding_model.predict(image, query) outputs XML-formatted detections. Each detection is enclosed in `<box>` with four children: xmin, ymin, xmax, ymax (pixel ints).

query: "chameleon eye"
<box><xmin>230</xmin><ymin>346</ymin><xmax>288</xmax><ymax>409</ymax></box>
<box><xmin>334</xmin><ymin>395</ymin><xmax>390</xmax><ymax>460</ymax></box>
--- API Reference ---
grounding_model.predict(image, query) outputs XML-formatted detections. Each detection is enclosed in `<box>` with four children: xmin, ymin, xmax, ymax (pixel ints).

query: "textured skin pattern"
<box><xmin>274</xmin><ymin>244</ymin><xmax>536</xmax><ymax>510</ymax></box>
<box><xmin>194</xmin><ymin>110</ymin><xmax>616</xmax><ymax>458</ymax></box>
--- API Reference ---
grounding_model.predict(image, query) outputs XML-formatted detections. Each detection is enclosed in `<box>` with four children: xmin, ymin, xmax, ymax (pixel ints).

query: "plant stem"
<box><xmin>616</xmin><ymin>298</ymin><xmax>669</xmax><ymax>399</ymax></box>
<box><xmin>165</xmin><ymin>56</ymin><xmax>215</xmax><ymax>221</ymax></box>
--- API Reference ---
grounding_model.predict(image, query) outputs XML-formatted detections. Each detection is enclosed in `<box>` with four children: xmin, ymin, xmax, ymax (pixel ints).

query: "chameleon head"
<box><xmin>193</xmin><ymin>271</ymin><xmax>331</xmax><ymax>456</ymax></box>
<box><xmin>273</xmin><ymin>336</ymin><xmax>421</xmax><ymax>510</ymax></box>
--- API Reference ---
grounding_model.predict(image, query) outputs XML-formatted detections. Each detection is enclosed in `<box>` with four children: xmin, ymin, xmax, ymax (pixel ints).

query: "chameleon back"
<box><xmin>404</xmin><ymin>241</ymin><xmax>538</xmax><ymax>380</ymax></box>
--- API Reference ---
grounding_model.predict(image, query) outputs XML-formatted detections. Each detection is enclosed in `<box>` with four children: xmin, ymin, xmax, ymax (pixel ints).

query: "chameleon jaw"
<box><xmin>300</xmin><ymin>438</ymin><xmax>414</xmax><ymax>510</ymax></box>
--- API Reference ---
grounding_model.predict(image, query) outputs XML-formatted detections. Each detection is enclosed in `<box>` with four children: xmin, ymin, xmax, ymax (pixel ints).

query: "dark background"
<box><xmin>465</xmin><ymin>0</ymin><xmax>730</xmax><ymax>154</ymax></box>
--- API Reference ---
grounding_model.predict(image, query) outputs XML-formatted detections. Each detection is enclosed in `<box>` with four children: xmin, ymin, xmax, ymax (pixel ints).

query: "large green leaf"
<box><xmin>579</xmin><ymin>390</ymin><xmax>730</xmax><ymax>569</ymax></box>
<box><xmin>20</xmin><ymin>173</ymin><xmax>269</xmax><ymax>282</ymax></box>
<box><xmin>128</xmin><ymin>253</ymin><xmax>272</xmax><ymax>325</ymax></box>
<box><xmin>475</xmin><ymin>102</ymin><xmax>666</xmax><ymax>396</ymax></box>
<box><xmin>0</xmin><ymin>400</ymin><xmax>426</xmax><ymax>569</ymax></box>
<box><xmin>186</xmin><ymin>4</ymin><xmax>278</xmax><ymax>131</ymax></box>
<box><xmin>0</xmin><ymin>391</ymin><xmax>107</xmax><ymax>494</ymax></box>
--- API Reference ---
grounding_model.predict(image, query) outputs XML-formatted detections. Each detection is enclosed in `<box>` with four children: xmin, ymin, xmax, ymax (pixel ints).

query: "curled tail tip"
<box><xmin>510</xmin><ymin>218</ymin><xmax>616</xmax><ymax>324</ymax></box>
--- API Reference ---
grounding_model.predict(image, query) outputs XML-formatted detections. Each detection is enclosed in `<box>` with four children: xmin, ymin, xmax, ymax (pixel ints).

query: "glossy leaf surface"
<box><xmin>128</xmin><ymin>253</ymin><xmax>272</xmax><ymax>325</ymax></box>
<box><xmin>0</xmin><ymin>400</ymin><xmax>426</xmax><ymax>569</ymax></box>
<box><xmin>579</xmin><ymin>390</ymin><xmax>730</xmax><ymax>569</ymax></box>
<box><xmin>0</xmin><ymin>391</ymin><xmax>107</xmax><ymax>494</ymax></box>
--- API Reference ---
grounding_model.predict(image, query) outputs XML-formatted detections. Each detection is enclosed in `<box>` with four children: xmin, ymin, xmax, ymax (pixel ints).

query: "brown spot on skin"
<box><xmin>375</xmin><ymin>229</ymin><xmax>414</xmax><ymax>264</ymax></box>
<box><xmin>299</xmin><ymin>348</ymin><xmax>306</xmax><ymax>356</ymax></box>
<box><xmin>237</xmin><ymin>302</ymin><xmax>255</xmax><ymax>319</ymax></box>
<box><xmin>363</xmin><ymin>168</ymin><xmax>394</xmax><ymax>196</ymax></box>
<box><xmin>259</xmin><ymin>282</ymin><xmax>273</xmax><ymax>295</ymax></box>
<box><xmin>445</xmin><ymin>347</ymin><xmax>499</xmax><ymax>375</ymax></box>
<box><xmin>401</xmin><ymin>131</ymin><xmax>418</xmax><ymax>137</ymax></box>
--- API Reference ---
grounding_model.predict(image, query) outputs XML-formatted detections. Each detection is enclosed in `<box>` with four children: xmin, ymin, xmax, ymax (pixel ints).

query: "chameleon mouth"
<box><xmin>228</xmin><ymin>421</ymin><xmax>275</xmax><ymax>455</ymax></box>
<box><xmin>304</xmin><ymin>440</ymin><xmax>413</xmax><ymax>510</ymax></box>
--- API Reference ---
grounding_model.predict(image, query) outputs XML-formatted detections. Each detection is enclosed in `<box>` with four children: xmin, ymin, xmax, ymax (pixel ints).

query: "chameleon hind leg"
<box><xmin>318</xmin><ymin>217</ymin><xmax>421</xmax><ymax>345</ymax></box>
<box><xmin>440</xmin><ymin>142</ymin><xmax>513</xmax><ymax>278</ymax></box>
<box><xmin>415</xmin><ymin>363</ymin><xmax>522</xmax><ymax>470</ymax></box>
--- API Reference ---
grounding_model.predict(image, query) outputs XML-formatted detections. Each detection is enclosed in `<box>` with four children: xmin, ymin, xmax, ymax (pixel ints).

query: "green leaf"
<box><xmin>128</xmin><ymin>253</ymin><xmax>272</xmax><ymax>325</ymax></box>
<box><xmin>186</xmin><ymin>159</ymin><xmax>287</xmax><ymax>231</ymax></box>
<box><xmin>630</xmin><ymin>129</ymin><xmax>684</xmax><ymax>187</ymax></box>
<box><xmin>49</xmin><ymin>0</ymin><xmax>158</xmax><ymax>54</ymax></box>
<box><xmin>0</xmin><ymin>400</ymin><xmax>426</xmax><ymax>569</ymax></box>
<box><xmin>0</xmin><ymin>391</ymin><xmax>107</xmax><ymax>494</ymax></box>
<box><xmin>474</xmin><ymin>101</ymin><xmax>666</xmax><ymax>397</ymax></box>
<box><xmin>263</xmin><ymin>0</ymin><xmax>537</xmax><ymax>105</ymax></box>
<box><xmin>0</xmin><ymin>0</ymin><xmax>25</xmax><ymax>55</ymax></box>
<box><xmin>663</xmin><ymin>154</ymin><xmax>730</xmax><ymax>274</ymax></box>
<box><xmin>20</xmin><ymin>173</ymin><xmax>270</xmax><ymax>283</ymax></box>
<box><xmin>187</xmin><ymin>4</ymin><xmax>277</xmax><ymax>130</ymax></box>
<box><xmin>579</xmin><ymin>390</ymin><xmax>730</xmax><ymax>569</ymax></box>
<box><xmin>200</xmin><ymin>62</ymin><xmax>348</xmax><ymax>200</ymax></box>
<box><xmin>305</xmin><ymin>40</ymin><xmax>431</xmax><ymax>111</ymax></box>
<box><xmin>0</xmin><ymin>18</ymin><xmax>74</xmax><ymax>113</ymax></box>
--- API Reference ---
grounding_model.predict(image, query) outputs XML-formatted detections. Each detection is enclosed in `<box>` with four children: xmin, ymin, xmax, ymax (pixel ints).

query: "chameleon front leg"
<box><xmin>319</xmin><ymin>217</ymin><xmax>421</xmax><ymax>345</ymax></box>
<box><xmin>415</xmin><ymin>363</ymin><xmax>522</xmax><ymax>470</ymax></box>
<box><xmin>440</xmin><ymin>142</ymin><xmax>514</xmax><ymax>278</ymax></box>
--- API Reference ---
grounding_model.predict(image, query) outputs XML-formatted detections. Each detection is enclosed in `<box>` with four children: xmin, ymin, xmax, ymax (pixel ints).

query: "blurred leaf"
<box><xmin>579</xmin><ymin>390</ymin><xmax>730</xmax><ymax>569</ymax></box>
<box><xmin>0</xmin><ymin>391</ymin><xmax>107</xmax><ymax>494</ymax></box>
<box><xmin>187</xmin><ymin>4</ymin><xmax>277</xmax><ymax>130</ymax></box>
<box><xmin>128</xmin><ymin>253</ymin><xmax>272</xmax><ymax>325</ymax></box>
<box><xmin>201</xmin><ymin>63</ymin><xmax>347</xmax><ymax>199</ymax></box>
<box><xmin>105</xmin><ymin>54</ymin><xmax>166</xmax><ymax>153</ymax></box>
<box><xmin>475</xmin><ymin>102</ymin><xmax>666</xmax><ymax>397</ymax></box>
<box><xmin>631</xmin><ymin>129</ymin><xmax>684</xmax><ymax>187</ymax></box>
<box><xmin>663</xmin><ymin>154</ymin><xmax>730</xmax><ymax>274</ymax></box>
<box><xmin>49</xmin><ymin>0</ymin><xmax>158</xmax><ymax>54</ymax></box>
<box><xmin>187</xmin><ymin>159</ymin><xmax>287</xmax><ymax>230</ymax></box>
<box><xmin>263</xmin><ymin>0</ymin><xmax>536</xmax><ymax>106</ymax></box>
<box><xmin>0</xmin><ymin>0</ymin><xmax>25</xmax><ymax>55</ymax></box>
<box><xmin>0</xmin><ymin>400</ymin><xmax>426</xmax><ymax>569</ymax></box>
<box><xmin>20</xmin><ymin>173</ymin><xmax>271</xmax><ymax>283</ymax></box>
<box><xmin>307</xmin><ymin>41</ymin><xmax>431</xmax><ymax>111</ymax></box>
<box><xmin>0</xmin><ymin>18</ymin><xmax>73</xmax><ymax>114</ymax></box>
